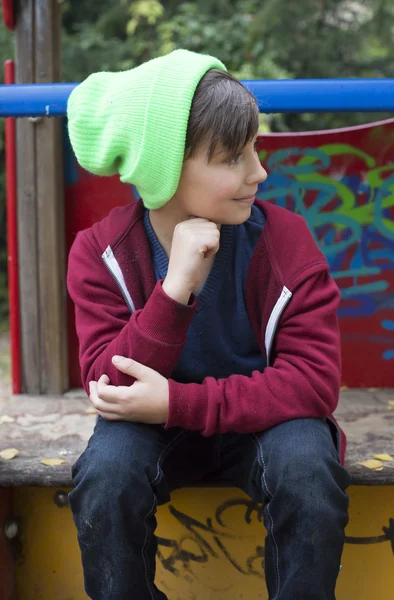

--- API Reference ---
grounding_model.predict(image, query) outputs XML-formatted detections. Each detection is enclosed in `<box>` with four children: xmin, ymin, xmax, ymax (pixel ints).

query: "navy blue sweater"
<box><xmin>144</xmin><ymin>205</ymin><xmax>266</xmax><ymax>384</ymax></box>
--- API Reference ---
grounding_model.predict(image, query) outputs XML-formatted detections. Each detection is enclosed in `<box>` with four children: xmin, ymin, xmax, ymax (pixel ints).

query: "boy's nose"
<box><xmin>258</xmin><ymin>164</ymin><xmax>268</xmax><ymax>183</ymax></box>
<box><xmin>247</xmin><ymin>161</ymin><xmax>268</xmax><ymax>186</ymax></box>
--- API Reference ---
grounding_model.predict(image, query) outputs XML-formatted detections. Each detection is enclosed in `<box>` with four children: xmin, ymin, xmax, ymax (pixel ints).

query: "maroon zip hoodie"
<box><xmin>67</xmin><ymin>199</ymin><xmax>346</xmax><ymax>464</ymax></box>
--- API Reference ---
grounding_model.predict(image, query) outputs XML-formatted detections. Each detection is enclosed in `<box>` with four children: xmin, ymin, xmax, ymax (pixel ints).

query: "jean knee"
<box><xmin>70</xmin><ymin>444</ymin><xmax>159</xmax><ymax>521</ymax></box>
<box><xmin>257</xmin><ymin>419</ymin><xmax>350</xmax><ymax>496</ymax></box>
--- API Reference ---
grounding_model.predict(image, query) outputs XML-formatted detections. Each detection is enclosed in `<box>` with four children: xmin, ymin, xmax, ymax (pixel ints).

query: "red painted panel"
<box><xmin>64</xmin><ymin>161</ymin><xmax>136</xmax><ymax>387</ymax></box>
<box><xmin>256</xmin><ymin>119</ymin><xmax>394</xmax><ymax>387</ymax></box>
<box><xmin>64</xmin><ymin>119</ymin><xmax>394</xmax><ymax>388</ymax></box>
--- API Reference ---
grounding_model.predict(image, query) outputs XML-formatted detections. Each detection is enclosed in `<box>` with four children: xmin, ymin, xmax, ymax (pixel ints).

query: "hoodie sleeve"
<box><xmin>67</xmin><ymin>230</ymin><xmax>196</xmax><ymax>392</ymax></box>
<box><xmin>165</xmin><ymin>269</ymin><xmax>341</xmax><ymax>435</ymax></box>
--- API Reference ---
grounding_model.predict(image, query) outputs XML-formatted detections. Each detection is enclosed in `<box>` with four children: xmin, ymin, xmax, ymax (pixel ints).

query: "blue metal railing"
<box><xmin>0</xmin><ymin>79</ymin><xmax>394</xmax><ymax>117</ymax></box>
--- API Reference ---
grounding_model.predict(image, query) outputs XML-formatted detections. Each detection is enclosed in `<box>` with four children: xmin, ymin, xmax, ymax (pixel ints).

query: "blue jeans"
<box><xmin>69</xmin><ymin>416</ymin><xmax>350</xmax><ymax>600</ymax></box>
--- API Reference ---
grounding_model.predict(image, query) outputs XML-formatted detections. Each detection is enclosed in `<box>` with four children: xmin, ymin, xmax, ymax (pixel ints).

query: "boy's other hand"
<box><xmin>88</xmin><ymin>356</ymin><xmax>169</xmax><ymax>424</ymax></box>
<box><xmin>162</xmin><ymin>218</ymin><xmax>220</xmax><ymax>304</ymax></box>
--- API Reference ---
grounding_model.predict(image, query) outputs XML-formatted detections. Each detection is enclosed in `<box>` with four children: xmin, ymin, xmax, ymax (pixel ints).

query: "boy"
<box><xmin>67</xmin><ymin>49</ymin><xmax>350</xmax><ymax>600</ymax></box>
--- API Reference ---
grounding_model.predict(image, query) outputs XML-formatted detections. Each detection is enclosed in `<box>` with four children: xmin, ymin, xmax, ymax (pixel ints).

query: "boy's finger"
<box><xmin>90</xmin><ymin>380</ymin><xmax>117</xmax><ymax>409</ymax></box>
<box><xmin>97</xmin><ymin>383</ymin><xmax>131</xmax><ymax>403</ymax></box>
<box><xmin>97</xmin><ymin>411</ymin><xmax>120</xmax><ymax>421</ymax></box>
<box><xmin>91</xmin><ymin>394</ymin><xmax>118</xmax><ymax>414</ymax></box>
<box><xmin>97</xmin><ymin>377</ymin><xmax>117</xmax><ymax>400</ymax></box>
<box><xmin>88</xmin><ymin>381</ymin><xmax>100</xmax><ymax>406</ymax></box>
<box><xmin>112</xmin><ymin>356</ymin><xmax>150</xmax><ymax>380</ymax></box>
<box><xmin>89</xmin><ymin>380</ymin><xmax>97</xmax><ymax>396</ymax></box>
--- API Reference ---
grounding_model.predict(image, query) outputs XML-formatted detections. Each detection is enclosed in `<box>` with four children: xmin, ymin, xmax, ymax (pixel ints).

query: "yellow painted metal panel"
<box><xmin>13</xmin><ymin>486</ymin><xmax>394</xmax><ymax>599</ymax></box>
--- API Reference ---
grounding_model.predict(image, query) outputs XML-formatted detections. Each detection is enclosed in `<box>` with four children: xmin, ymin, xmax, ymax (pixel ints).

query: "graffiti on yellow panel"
<box><xmin>12</xmin><ymin>486</ymin><xmax>394</xmax><ymax>599</ymax></box>
<box><xmin>156</xmin><ymin>496</ymin><xmax>394</xmax><ymax>585</ymax></box>
<box><xmin>157</xmin><ymin>499</ymin><xmax>265</xmax><ymax>580</ymax></box>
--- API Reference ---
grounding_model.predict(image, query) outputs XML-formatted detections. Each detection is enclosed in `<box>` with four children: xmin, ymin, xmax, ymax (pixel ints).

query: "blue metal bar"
<box><xmin>0</xmin><ymin>83</ymin><xmax>77</xmax><ymax>117</ymax></box>
<box><xmin>0</xmin><ymin>79</ymin><xmax>394</xmax><ymax>117</ymax></box>
<box><xmin>244</xmin><ymin>79</ymin><xmax>394</xmax><ymax>113</ymax></box>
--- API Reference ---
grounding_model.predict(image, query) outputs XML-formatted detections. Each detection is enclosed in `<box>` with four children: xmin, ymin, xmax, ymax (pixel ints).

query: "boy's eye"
<box><xmin>226</xmin><ymin>140</ymin><xmax>258</xmax><ymax>165</ymax></box>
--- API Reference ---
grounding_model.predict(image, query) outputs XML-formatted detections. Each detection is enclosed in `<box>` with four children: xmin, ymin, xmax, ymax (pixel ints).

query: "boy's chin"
<box><xmin>217</xmin><ymin>205</ymin><xmax>252</xmax><ymax>225</ymax></box>
<box><xmin>194</xmin><ymin>204</ymin><xmax>252</xmax><ymax>226</ymax></box>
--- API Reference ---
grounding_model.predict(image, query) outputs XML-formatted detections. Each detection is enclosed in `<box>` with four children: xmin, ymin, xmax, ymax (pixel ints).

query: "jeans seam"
<box><xmin>142</xmin><ymin>429</ymin><xmax>192</xmax><ymax>597</ymax></box>
<box><xmin>252</xmin><ymin>434</ymin><xmax>281</xmax><ymax>600</ymax></box>
<box><xmin>150</xmin><ymin>430</ymin><xmax>191</xmax><ymax>486</ymax></box>
<box><xmin>142</xmin><ymin>495</ymin><xmax>158</xmax><ymax>600</ymax></box>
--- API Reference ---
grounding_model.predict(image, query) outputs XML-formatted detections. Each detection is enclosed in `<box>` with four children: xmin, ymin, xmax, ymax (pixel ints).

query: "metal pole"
<box><xmin>1</xmin><ymin>79</ymin><xmax>394</xmax><ymax>117</ymax></box>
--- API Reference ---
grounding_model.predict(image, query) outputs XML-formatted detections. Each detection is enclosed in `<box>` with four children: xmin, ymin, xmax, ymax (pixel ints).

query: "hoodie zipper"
<box><xmin>264</xmin><ymin>286</ymin><xmax>342</xmax><ymax>459</ymax></box>
<box><xmin>265</xmin><ymin>286</ymin><xmax>292</xmax><ymax>366</ymax></box>
<box><xmin>102</xmin><ymin>246</ymin><xmax>292</xmax><ymax>367</ymax></box>
<box><xmin>102</xmin><ymin>246</ymin><xmax>135</xmax><ymax>314</ymax></box>
<box><xmin>100</xmin><ymin>247</ymin><xmax>341</xmax><ymax>459</ymax></box>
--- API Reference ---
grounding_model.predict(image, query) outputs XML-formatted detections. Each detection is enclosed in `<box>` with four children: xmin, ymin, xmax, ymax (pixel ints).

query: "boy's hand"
<box><xmin>88</xmin><ymin>356</ymin><xmax>169</xmax><ymax>424</ymax></box>
<box><xmin>162</xmin><ymin>218</ymin><xmax>220</xmax><ymax>304</ymax></box>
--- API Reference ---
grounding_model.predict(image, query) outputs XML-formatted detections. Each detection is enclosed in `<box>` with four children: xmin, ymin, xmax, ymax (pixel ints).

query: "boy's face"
<box><xmin>172</xmin><ymin>136</ymin><xmax>268</xmax><ymax>225</ymax></box>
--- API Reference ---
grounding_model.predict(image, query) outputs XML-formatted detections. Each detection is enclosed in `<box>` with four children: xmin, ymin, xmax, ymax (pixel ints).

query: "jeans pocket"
<box><xmin>325</xmin><ymin>417</ymin><xmax>341</xmax><ymax>461</ymax></box>
<box><xmin>71</xmin><ymin>450</ymin><xmax>87</xmax><ymax>483</ymax></box>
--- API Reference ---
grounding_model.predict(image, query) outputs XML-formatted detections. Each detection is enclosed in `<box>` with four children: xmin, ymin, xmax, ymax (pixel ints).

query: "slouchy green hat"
<box><xmin>67</xmin><ymin>49</ymin><xmax>226</xmax><ymax>209</ymax></box>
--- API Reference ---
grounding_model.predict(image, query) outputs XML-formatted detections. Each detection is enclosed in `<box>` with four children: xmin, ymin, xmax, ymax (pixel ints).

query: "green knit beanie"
<box><xmin>67</xmin><ymin>49</ymin><xmax>227</xmax><ymax>209</ymax></box>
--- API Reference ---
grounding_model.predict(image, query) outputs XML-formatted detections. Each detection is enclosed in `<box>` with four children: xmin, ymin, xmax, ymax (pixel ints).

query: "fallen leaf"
<box><xmin>84</xmin><ymin>407</ymin><xmax>97</xmax><ymax>414</ymax></box>
<box><xmin>375</xmin><ymin>467</ymin><xmax>384</xmax><ymax>471</ymax></box>
<box><xmin>340</xmin><ymin>386</ymin><xmax>348</xmax><ymax>392</ymax></box>
<box><xmin>359</xmin><ymin>459</ymin><xmax>383</xmax><ymax>470</ymax></box>
<box><xmin>40</xmin><ymin>458</ymin><xmax>67</xmax><ymax>466</ymax></box>
<box><xmin>367</xmin><ymin>387</ymin><xmax>379</xmax><ymax>392</ymax></box>
<box><xmin>59</xmin><ymin>449</ymin><xmax>73</xmax><ymax>456</ymax></box>
<box><xmin>388</xmin><ymin>400</ymin><xmax>394</xmax><ymax>407</ymax></box>
<box><xmin>0</xmin><ymin>448</ymin><xmax>20</xmax><ymax>460</ymax></box>
<box><xmin>373</xmin><ymin>453</ymin><xmax>394</xmax><ymax>462</ymax></box>
<box><xmin>0</xmin><ymin>415</ymin><xmax>15</xmax><ymax>425</ymax></box>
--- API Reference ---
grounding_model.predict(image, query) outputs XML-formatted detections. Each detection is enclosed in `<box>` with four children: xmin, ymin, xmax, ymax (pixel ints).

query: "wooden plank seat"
<box><xmin>0</xmin><ymin>388</ymin><xmax>394</xmax><ymax>487</ymax></box>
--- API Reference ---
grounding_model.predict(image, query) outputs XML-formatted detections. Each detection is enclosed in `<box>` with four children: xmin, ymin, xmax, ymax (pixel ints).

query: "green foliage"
<box><xmin>124</xmin><ymin>0</ymin><xmax>164</xmax><ymax>35</ymax></box>
<box><xmin>60</xmin><ymin>0</ymin><xmax>394</xmax><ymax>130</ymax></box>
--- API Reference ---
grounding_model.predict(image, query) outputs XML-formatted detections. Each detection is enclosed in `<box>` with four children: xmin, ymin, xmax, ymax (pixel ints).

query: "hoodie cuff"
<box><xmin>165</xmin><ymin>379</ymin><xmax>209</xmax><ymax>432</ymax></box>
<box><xmin>136</xmin><ymin>280</ymin><xmax>196</xmax><ymax>345</ymax></box>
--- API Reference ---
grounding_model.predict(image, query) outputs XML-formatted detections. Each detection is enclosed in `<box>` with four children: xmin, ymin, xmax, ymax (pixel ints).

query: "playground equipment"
<box><xmin>0</xmin><ymin>1</ymin><xmax>394</xmax><ymax>599</ymax></box>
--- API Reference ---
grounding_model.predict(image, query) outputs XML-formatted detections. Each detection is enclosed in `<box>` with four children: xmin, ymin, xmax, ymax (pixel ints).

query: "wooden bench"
<box><xmin>1</xmin><ymin>388</ymin><xmax>394</xmax><ymax>488</ymax></box>
<box><xmin>2</xmin><ymin>385</ymin><xmax>394</xmax><ymax>600</ymax></box>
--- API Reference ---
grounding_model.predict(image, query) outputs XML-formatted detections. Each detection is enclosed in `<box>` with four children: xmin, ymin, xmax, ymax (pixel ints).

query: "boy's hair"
<box><xmin>184</xmin><ymin>69</ymin><xmax>260</xmax><ymax>164</ymax></box>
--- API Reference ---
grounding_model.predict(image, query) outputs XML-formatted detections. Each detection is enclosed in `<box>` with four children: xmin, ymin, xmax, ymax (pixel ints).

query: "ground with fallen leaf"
<box><xmin>0</xmin><ymin>448</ymin><xmax>19</xmax><ymax>460</ymax></box>
<box><xmin>0</xmin><ymin>331</ymin><xmax>97</xmax><ymax>483</ymax></box>
<box><xmin>359</xmin><ymin>455</ymin><xmax>394</xmax><ymax>472</ymax></box>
